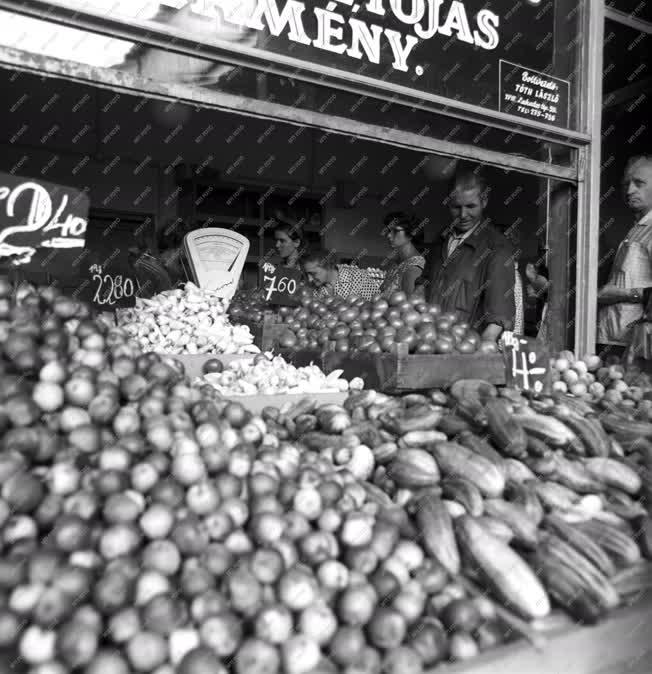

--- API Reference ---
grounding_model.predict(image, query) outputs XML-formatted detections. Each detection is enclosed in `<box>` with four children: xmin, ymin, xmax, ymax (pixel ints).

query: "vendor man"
<box><xmin>598</xmin><ymin>154</ymin><xmax>652</xmax><ymax>349</ymax></box>
<box><xmin>422</xmin><ymin>167</ymin><xmax>515</xmax><ymax>342</ymax></box>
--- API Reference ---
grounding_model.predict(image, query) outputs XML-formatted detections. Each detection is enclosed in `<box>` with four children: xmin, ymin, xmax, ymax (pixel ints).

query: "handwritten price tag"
<box><xmin>262</xmin><ymin>262</ymin><xmax>302</xmax><ymax>306</ymax></box>
<box><xmin>89</xmin><ymin>264</ymin><xmax>137</xmax><ymax>309</ymax></box>
<box><xmin>0</xmin><ymin>173</ymin><xmax>89</xmax><ymax>273</ymax></box>
<box><xmin>502</xmin><ymin>333</ymin><xmax>551</xmax><ymax>394</ymax></box>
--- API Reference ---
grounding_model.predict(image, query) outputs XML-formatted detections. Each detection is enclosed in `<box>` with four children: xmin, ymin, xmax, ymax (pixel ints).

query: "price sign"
<box><xmin>502</xmin><ymin>333</ymin><xmax>551</xmax><ymax>394</ymax></box>
<box><xmin>0</xmin><ymin>172</ymin><xmax>89</xmax><ymax>275</ymax></box>
<box><xmin>262</xmin><ymin>262</ymin><xmax>302</xmax><ymax>307</ymax></box>
<box><xmin>75</xmin><ymin>219</ymin><xmax>140</xmax><ymax>311</ymax></box>
<box><xmin>88</xmin><ymin>264</ymin><xmax>137</xmax><ymax>309</ymax></box>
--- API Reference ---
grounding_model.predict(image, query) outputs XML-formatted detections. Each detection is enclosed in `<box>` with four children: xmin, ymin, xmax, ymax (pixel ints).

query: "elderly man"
<box><xmin>598</xmin><ymin>155</ymin><xmax>652</xmax><ymax>349</ymax></box>
<box><xmin>422</xmin><ymin>167</ymin><xmax>516</xmax><ymax>342</ymax></box>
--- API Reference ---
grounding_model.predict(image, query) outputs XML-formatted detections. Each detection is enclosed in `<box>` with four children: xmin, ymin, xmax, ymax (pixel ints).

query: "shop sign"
<box><xmin>151</xmin><ymin>0</ymin><xmax>574</xmax><ymax>128</ymax></box>
<box><xmin>502</xmin><ymin>333</ymin><xmax>551</xmax><ymax>394</ymax></box>
<box><xmin>499</xmin><ymin>61</ymin><xmax>570</xmax><ymax>128</ymax></box>
<box><xmin>261</xmin><ymin>261</ymin><xmax>302</xmax><ymax>306</ymax></box>
<box><xmin>0</xmin><ymin>172</ymin><xmax>88</xmax><ymax>272</ymax></box>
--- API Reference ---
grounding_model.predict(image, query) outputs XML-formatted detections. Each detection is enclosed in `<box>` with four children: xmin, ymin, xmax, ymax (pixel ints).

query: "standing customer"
<box><xmin>422</xmin><ymin>167</ymin><xmax>515</xmax><ymax>342</ymax></box>
<box><xmin>598</xmin><ymin>155</ymin><xmax>652</xmax><ymax>353</ymax></box>
<box><xmin>380</xmin><ymin>211</ymin><xmax>426</xmax><ymax>297</ymax></box>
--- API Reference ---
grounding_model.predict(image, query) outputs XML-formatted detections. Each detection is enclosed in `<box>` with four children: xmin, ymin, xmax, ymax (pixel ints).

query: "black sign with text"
<box><xmin>503</xmin><ymin>333</ymin><xmax>551</xmax><ymax>394</ymax></box>
<box><xmin>74</xmin><ymin>219</ymin><xmax>139</xmax><ymax>310</ymax></box>
<box><xmin>0</xmin><ymin>172</ymin><xmax>89</xmax><ymax>277</ymax></box>
<box><xmin>261</xmin><ymin>262</ymin><xmax>302</xmax><ymax>306</ymax></box>
<box><xmin>499</xmin><ymin>61</ymin><xmax>570</xmax><ymax>129</ymax></box>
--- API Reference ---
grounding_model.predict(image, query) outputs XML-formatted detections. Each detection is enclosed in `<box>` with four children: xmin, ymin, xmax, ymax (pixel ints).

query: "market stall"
<box><xmin>0</xmin><ymin>279</ymin><xmax>651</xmax><ymax>674</ymax></box>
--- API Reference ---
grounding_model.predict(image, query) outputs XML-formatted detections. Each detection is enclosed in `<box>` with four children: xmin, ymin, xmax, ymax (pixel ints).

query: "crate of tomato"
<box><xmin>270</xmin><ymin>291</ymin><xmax>506</xmax><ymax>392</ymax></box>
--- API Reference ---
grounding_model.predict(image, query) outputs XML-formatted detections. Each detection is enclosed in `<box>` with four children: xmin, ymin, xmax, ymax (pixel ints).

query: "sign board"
<box><xmin>502</xmin><ymin>333</ymin><xmax>551</xmax><ymax>394</ymax></box>
<box><xmin>74</xmin><ymin>219</ymin><xmax>140</xmax><ymax>310</ymax></box>
<box><xmin>261</xmin><ymin>262</ymin><xmax>302</xmax><ymax>306</ymax></box>
<box><xmin>0</xmin><ymin>172</ymin><xmax>89</xmax><ymax>275</ymax></box>
<box><xmin>499</xmin><ymin>61</ymin><xmax>570</xmax><ymax>129</ymax></box>
<box><xmin>184</xmin><ymin>228</ymin><xmax>249</xmax><ymax>298</ymax></box>
<box><xmin>128</xmin><ymin>0</ymin><xmax>579</xmax><ymax>130</ymax></box>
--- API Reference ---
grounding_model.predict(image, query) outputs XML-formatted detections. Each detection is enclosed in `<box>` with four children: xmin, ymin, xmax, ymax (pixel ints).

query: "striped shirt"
<box><xmin>315</xmin><ymin>264</ymin><xmax>382</xmax><ymax>301</ymax></box>
<box><xmin>598</xmin><ymin>210</ymin><xmax>652</xmax><ymax>344</ymax></box>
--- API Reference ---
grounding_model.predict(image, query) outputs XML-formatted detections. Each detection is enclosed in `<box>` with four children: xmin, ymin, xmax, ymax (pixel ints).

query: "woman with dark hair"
<box><xmin>273</xmin><ymin>222</ymin><xmax>303</xmax><ymax>269</ymax></box>
<box><xmin>301</xmin><ymin>249</ymin><xmax>381</xmax><ymax>300</ymax></box>
<box><xmin>380</xmin><ymin>211</ymin><xmax>426</xmax><ymax>297</ymax></box>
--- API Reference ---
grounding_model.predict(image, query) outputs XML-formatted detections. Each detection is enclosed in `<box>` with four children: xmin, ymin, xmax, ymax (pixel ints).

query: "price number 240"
<box><xmin>93</xmin><ymin>273</ymin><xmax>135</xmax><ymax>306</ymax></box>
<box><xmin>263</xmin><ymin>274</ymin><xmax>297</xmax><ymax>302</ymax></box>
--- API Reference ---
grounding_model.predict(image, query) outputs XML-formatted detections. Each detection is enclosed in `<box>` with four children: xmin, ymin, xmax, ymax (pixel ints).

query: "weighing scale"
<box><xmin>183</xmin><ymin>228</ymin><xmax>249</xmax><ymax>298</ymax></box>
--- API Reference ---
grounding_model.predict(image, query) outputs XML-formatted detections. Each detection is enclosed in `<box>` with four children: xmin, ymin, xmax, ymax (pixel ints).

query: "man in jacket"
<box><xmin>422</xmin><ymin>168</ymin><xmax>515</xmax><ymax>342</ymax></box>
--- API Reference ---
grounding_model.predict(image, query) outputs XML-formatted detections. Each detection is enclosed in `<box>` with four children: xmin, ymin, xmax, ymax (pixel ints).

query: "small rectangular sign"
<box><xmin>499</xmin><ymin>61</ymin><xmax>570</xmax><ymax>129</ymax></box>
<box><xmin>0</xmin><ymin>172</ymin><xmax>89</xmax><ymax>275</ymax></box>
<box><xmin>503</xmin><ymin>332</ymin><xmax>551</xmax><ymax>394</ymax></box>
<box><xmin>261</xmin><ymin>262</ymin><xmax>302</xmax><ymax>307</ymax></box>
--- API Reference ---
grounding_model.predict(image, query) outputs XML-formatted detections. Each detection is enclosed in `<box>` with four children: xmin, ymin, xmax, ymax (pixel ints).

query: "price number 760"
<box><xmin>263</xmin><ymin>275</ymin><xmax>297</xmax><ymax>302</ymax></box>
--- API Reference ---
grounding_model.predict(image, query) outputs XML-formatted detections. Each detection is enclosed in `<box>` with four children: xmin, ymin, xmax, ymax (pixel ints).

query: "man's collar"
<box><xmin>440</xmin><ymin>220</ymin><xmax>488</xmax><ymax>248</ymax></box>
<box><xmin>637</xmin><ymin>209</ymin><xmax>652</xmax><ymax>225</ymax></box>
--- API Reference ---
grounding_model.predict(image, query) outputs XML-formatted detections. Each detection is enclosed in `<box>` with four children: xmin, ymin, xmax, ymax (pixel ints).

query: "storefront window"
<box><xmin>0</xmin><ymin>9</ymin><xmax>577</xmax><ymax>171</ymax></box>
<box><xmin>0</xmin><ymin>0</ymin><xmax>584</xmax><ymax>131</ymax></box>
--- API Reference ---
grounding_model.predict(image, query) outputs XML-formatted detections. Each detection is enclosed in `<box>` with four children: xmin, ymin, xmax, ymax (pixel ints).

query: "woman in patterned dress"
<box><xmin>379</xmin><ymin>212</ymin><xmax>426</xmax><ymax>298</ymax></box>
<box><xmin>301</xmin><ymin>249</ymin><xmax>381</xmax><ymax>301</ymax></box>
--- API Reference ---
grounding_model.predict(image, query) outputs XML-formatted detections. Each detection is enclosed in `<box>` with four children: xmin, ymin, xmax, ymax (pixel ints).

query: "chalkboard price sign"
<box><xmin>502</xmin><ymin>333</ymin><xmax>551</xmax><ymax>394</ymax></box>
<box><xmin>262</xmin><ymin>262</ymin><xmax>302</xmax><ymax>307</ymax></box>
<box><xmin>89</xmin><ymin>264</ymin><xmax>137</xmax><ymax>308</ymax></box>
<box><xmin>0</xmin><ymin>172</ymin><xmax>89</xmax><ymax>274</ymax></box>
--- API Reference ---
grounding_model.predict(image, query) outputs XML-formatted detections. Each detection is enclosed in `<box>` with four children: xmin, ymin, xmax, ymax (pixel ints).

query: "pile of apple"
<box><xmin>551</xmin><ymin>350</ymin><xmax>652</xmax><ymax>405</ymax></box>
<box><xmin>274</xmin><ymin>292</ymin><xmax>498</xmax><ymax>356</ymax></box>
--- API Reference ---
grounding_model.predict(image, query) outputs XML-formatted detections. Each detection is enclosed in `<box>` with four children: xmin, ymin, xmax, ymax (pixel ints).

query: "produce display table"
<box><xmin>436</xmin><ymin>595</ymin><xmax>652</xmax><ymax>674</ymax></box>
<box><xmin>216</xmin><ymin>391</ymin><xmax>348</xmax><ymax>415</ymax></box>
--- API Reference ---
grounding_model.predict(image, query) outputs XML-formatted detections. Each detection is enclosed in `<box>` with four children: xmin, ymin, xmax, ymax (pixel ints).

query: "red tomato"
<box><xmin>374</xmin><ymin>298</ymin><xmax>390</xmax><ymax>313</ymax></box>
<box><xmin>427</xmin><ymin>304</ymin><xmax>442</xmax><ymax>317</ymax></box>
<box><xmin>415</xmin><ymin>341</ymin><xmax>436</xmax><ymax>354</ymax></box>
<box><xmin>367</xmin><ymin>342</ymin><xmax>382</xmax><ymax>354</ymax></box>
<box><xmin>441</xmin><ymin>311</ymin><xmax>459</xmax><ymax>323</ymax></box>
<box><xmin>402</xmin><ymin>310</ymin><xmax>421</xmax><ymax>327</ymax></box>
<box><xmin>358</xmin><ymin>310</ymin><xmax>371</xmax><ymax>323</ymax></box>
<box><xmin>396</xmin><ymin>326</ymin><xmax>417</xmax><ymax>347</ymax></box>
<box><xmin>371</xmin><ymin>309</ymin><xmax>387</xmax><ymax>322</ymax></box>
<box><xmin>379</xmin><ymin>336</ymin><xmax>395</xmax><ymax>352</ymax></box>
<box><xmin>331</xmin><ymin>325</ymin><xmax>350</xmax><ymax>340</ymax></box>
<box><xmin>434</xmin><ymin>338</ymin><xmax>453</xmax><ymax>354</ymax></box>
<box><xmin>451</xmin><ymin>324</ymin><xmax>468</xmax><ymax>340</ymax></box>
<box><xmin>389</xmin><ymin>291</ymin><xmax>407</xmax><ymax>306</ymax></box>
<box><xmin>479</xmin><ymin>341</ymin><xmax>499</xmax><ymax>353</ymax></box>
<box><xmin>456</xmin><ymin>340</ymin><xmax>477</xmax><ymax>354</ymax></box>
<box><xmin>364</xmin><ymin>328</ymin><xmax>379</xmax><ymax>338</ymax></box>
<box><xmin>335</xmin><ymin>340</ymin><xmax>350</xmax><ymax>353</ymax></box>
<box><xmin>278</xmin><ymin>332</ymin><xmax>297</xmax><ymax>348</ymax></box>
<box><xmin>466</xmin><ymin>331</ymin><xmax>481</xmax><ymax>346</ymax></box>
<box><xmin>358</xmin><ymin>336</ymin><xmax>377</xmax><ymax>351</ymax></box>
<box><xmin>436</xmin><ymin>318</ymin><xmax>453</xmax><ymax>332</ymax></box>
<box><xmin>389</xmin><ymin>318</ymin><xmax>404</xmax><ymax>330</ymax></box>
<box><xmin>373</xmin><ymin>318</ymin><xmax>389</xmax><ymax>329</ymax></box>
<box><xmin>325</xmin><ymin>318</ymin><xmax>338</xmax><ymax>330</ymax></box>
<box><xmin>417</xmin><ymin>326</ymin><xmax>437</xmax><ymax>341</ymax></box>
<box><xmin>378</xmin><ymin>326</ymin><xmax>397</xmax><ymax>339</ymax></box>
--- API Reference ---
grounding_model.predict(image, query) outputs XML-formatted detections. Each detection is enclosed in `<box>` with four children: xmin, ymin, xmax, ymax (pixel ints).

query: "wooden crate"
<box><xmin>433</xmin><ymin>594</ymin><xmax>652</xmax><ymax>674</ymax></box>
<box><xmin>323</xmin><ymin>348</ymin><xmax>506</xmax><ymax>392</ymax></box>
<box><xmin>237</xmin><ymin>314</ymin><xmax>288</xmax><ymax>351</ymax></box>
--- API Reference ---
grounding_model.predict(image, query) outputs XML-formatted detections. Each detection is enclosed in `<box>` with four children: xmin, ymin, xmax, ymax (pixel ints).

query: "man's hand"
<box><xmin>482</xmin><ymin>323</ymin><xmax>504</xmax><ymax>342</ymax></box>
<box><xmin>598</xmin><ymin>285</ymin><xmax>642</xmax><ymax>305</ymax></box>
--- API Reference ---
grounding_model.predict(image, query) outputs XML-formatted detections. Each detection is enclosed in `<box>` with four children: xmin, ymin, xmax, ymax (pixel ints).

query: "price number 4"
<box><xmin>263</xmin><ymin>275</ymin><xmax>297</xmax><ymax>302</ymax></box>
<box><xmin>507</xmin><ymin>335</ymin><xmax>546</xmax><ymax>392</ymax></box>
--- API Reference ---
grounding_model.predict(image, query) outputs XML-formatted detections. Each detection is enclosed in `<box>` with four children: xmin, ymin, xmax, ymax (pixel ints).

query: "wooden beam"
<box><xmin>605</xmin><ymin>7</ymin><xmax>652</xmax><ymax>35</ymax></box>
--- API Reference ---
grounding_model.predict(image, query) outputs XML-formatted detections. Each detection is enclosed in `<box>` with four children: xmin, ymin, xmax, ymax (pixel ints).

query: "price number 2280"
<box><xmin>263</xmin><ymin>274</ymin><xmax>297</xmax><ymax>302</ymax></box>
<box><xmin>93</xmin><ymin>274</ymin><xmax>135</xmax><ymax>306</ymax></box>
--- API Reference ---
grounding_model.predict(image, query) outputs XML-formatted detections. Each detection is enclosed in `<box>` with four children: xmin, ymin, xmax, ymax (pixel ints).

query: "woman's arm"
<box><xmin>401</xmin><ymin>266</ymin><xmax>423</xmax><ymax>296</ymax></box>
